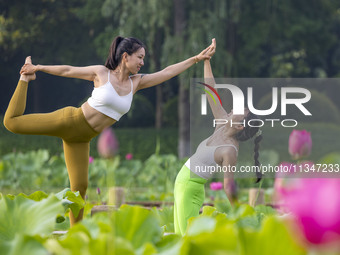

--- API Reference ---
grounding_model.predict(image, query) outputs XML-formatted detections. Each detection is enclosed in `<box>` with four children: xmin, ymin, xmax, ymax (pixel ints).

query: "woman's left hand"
<box><xmin>195</xmin><ymin>38</ymin><xmax>216</xmax><ymax>62</ymax></box>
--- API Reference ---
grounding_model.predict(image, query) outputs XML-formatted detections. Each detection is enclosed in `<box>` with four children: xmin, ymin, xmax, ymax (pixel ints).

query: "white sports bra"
<box><xmin>185</xmin><ymin>137</ymin><xmax>238</xmax><ymax>179</ymax></box>
<box><xmin>87</xmin><ymin>71</ymin><xmax>134</xmax><ymax>121</ymax></box>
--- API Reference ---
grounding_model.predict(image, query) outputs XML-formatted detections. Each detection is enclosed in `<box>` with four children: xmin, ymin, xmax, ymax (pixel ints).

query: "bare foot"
<box><xmin>20</xmin><ymin>56</ymin><xmax>36</xmax><ymax>82</ymax></box>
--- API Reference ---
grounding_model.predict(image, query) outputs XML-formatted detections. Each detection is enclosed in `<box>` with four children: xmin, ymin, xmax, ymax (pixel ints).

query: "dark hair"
<box><xmin>235</xmin><ymin>111</ymin><xmax>263</xmax><ymax>183</ymax></box>
<box><xmin>105</xmin><ymin>36</ymin><xmax>146</xmax><ymax>70</ymax></box>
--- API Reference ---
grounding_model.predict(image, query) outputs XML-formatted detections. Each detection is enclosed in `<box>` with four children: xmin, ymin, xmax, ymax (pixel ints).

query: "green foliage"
<box><xmin>114</xmin><ymin>205</ymin><xmax>162</xmax><ymax>249</ymax></box>
<box><xmin>1</xmin><ymin>0</ymin><xmax>100</xmax><ymax>114</ymax></box>
<box><xmin>182</xmin><ymin>205</ymin><xmax>306</xmax><ymax>255</ymax></box>
<box><xmin>2</xmin><ymin>135</ymin><xmax>340</xmax><ymax>200</ymax></box>
<box><xmin>0</xmin><ymin>235</ymin><xmax>48</xmax><ymax>255</ymax></box>
<box><xmin>138</xmin><ymin>154</ymin><xmax>184</xmax><ymax>193</ymax></box>
<box><xmin>0</xmin><ymin>190</ymin><xmax>311</xmax><ymax>255</ymax></box>
<box><xmin>109</xmin><ymin>158</ymin><xmax>142</xmax><ymax>187</ymax></box>
<box><xmin>0</xmin><ymin>194</ymin><xmax>63</xmax><ymax>254</ymax></box>
<box><xmin>12</xmin><ymin>190</ymin><xmax>49</xmax><ymax>201</ymax></box>
<box><xmin>46</xmin><ymin>213</ymin><xmax>114</xmax><ymax>255</ymax></box>
<box><xmin>109</xmin><ymin>154</ymin><xmax>186</xmax><ymax>201</ymax></box>
<box><xmin>151</xmin><ymin>206</ymin><xmax>174</xmax><ymax>233</ymax></box>
<box><xmin>0</xmin><ymin>149</ymin><xmax>68</xmax><ymax>190</ymax></box>
<box><xmin>0</xmin><ymin>150</ymin><xmax>185</xmax><ymax>200</ymax></box>
<box><xmin>270</xmin><ymin>49</ymin><xmax>311</xmax><ymax>77</ymax></box>
<box><xmin>88</xmin><ymin>153</ymin><xmax>186</xmax><ymax>201</ymax></box>
<box><xmin>88</xmin><ymin>156</ymin><xmax>120</xmax><ymax>189</ymax></box>
<box><xmin>55</xmin><ymin>188</ymin><xmax>86</xmax><ymax>219</ymax></box>
<box><xmin>0</xmin><ymin>189</ymin><xmax>88</xmax><ymax>254</ymax></box>
<box><xmin>241</xmin><ymin>217</ymin><xmax>306</xmax><ymax>255</ymax></box>
<box><xmin>318</xmin><ymin>152</ymin><xmax>340</xmax><ymax>165</ymax></box>
<box><xmin>5</xmin><ymin>188</ymin><xmax>84</xmax><ymax>224</ymax></box>
<box><xmin>45</xmin><ymin>205</ymin><xmax>164</xmax><ymax>254</ymax></box>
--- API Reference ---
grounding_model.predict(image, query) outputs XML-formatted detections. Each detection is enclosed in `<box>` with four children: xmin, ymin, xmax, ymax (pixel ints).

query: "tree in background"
<box><xmin>0</xmin><ymin>0</ymin><xmax>99</xmax><ymax>114</ymax></box>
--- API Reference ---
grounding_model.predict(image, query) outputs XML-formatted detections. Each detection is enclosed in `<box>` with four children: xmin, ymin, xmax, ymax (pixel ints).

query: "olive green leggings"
<box><xmin>3</xmin><ymin>80</ymin><xmax>99</xmax><ymax>226</ymax></box>
<box><xmin>174</xmin><ymin>165</ymin><xmax>207</xmax><ymax>235</ymax></box>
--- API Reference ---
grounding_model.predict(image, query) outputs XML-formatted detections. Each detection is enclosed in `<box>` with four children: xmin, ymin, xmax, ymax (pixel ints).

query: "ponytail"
<box><xmin>254</xmin><ymin>134</ymin><xmax>263</xmax><ymax>183</ymax></box>
<box><xmin>105</xmin><ymin>36</ymin><xmax>124</xmax><ymax>70</ymax></box>
<box><xmin>235</xmin><ymin>111</ymin><xmax>263</xmax><ymax>183</ymax></box>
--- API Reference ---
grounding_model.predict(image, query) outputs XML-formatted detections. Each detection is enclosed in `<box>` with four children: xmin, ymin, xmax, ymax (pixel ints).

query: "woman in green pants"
<box><xmin>174</xmin><ymin>40</ymin><xmax>263</xmax><ymax>235</ymax></box>
<box><xmin>4</xmin><ymin>36</ymin><xmax>213</xmax><ymax>226</ymax></box>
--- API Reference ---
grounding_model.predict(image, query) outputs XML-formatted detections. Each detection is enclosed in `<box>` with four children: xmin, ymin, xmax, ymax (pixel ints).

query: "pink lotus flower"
<box><xmin>125</xmin><ymin>153</ymin><xmax>133</xmax><ymax>160</ymax></box>
<box><xmin>97</xmin><ymin>128</ymin><xmax>119</xmax><ymax>158</ymax></box>
<box><xmin>289</xmin><ymin>130</ymin><xmax>312</xmax><ymax>160</ymax></box>
<box><xmin>280</xmin><ymin>178</ymin><xmax>340</xmax><ymax>245</ymax></box>
<box><xmin>210</xmin><ymin>182</ymin><xmax>223</xmax><ymax>191</ymax></box>
<box><xmin>89</xmin><ymin>156</ymin><xmax>94</xmax><ymax>164</ymax></box>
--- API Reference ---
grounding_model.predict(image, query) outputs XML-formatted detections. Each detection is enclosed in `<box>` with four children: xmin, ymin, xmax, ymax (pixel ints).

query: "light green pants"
<box><xmin>174</xmin><ymin>165</ymin><xmax>207</xmax><ymax>236</ymax></box>
<box><xmin>4</xmin><ymin>80</ymin><xmax>100</xmax><ymax>226</ymax></box>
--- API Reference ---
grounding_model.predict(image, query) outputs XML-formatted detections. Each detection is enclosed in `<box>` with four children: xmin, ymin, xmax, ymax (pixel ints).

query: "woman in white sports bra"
<box><xmin>4</xmin><ymin>36</ymin><xmax>214</xmax><ymax>226</ymax></box>
<box><xmin>174</xmin><ymin>39</ymin><xmax>263</xmax><ymax>236</ymax></box>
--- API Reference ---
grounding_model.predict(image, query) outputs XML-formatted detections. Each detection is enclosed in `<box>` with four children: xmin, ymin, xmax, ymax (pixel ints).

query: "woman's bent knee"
<box><xmin>3</xmin><ymin>116</ymin><xmax>20</xmax><ymax>134</ymax></box>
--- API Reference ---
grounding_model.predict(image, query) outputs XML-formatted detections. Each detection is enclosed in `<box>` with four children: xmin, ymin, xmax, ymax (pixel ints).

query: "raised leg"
<box><xmin>3</xmin><ymin>57</ymin><xmax>70</xmax><ymax>137</ymax></box>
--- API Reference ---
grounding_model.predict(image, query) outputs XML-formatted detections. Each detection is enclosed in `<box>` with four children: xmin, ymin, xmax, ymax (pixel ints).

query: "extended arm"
<box><xmin>203</xmin><ymin>55</ymin><xmax>228</xmax><ymax>119</ymax></box>
<box><xmin>136</xmin><ymin>39</ymin><xmax>215</xmax><ymax>91</ymax></box>
<box><xmin>20</xmin><ymin>62</ymin><xmax>103</xmax><ymax>82</ymax></box>
<box><xmin>137</xmin><ymin>57</ymin><xmax>199</xmax><ymax>90</ymax></box>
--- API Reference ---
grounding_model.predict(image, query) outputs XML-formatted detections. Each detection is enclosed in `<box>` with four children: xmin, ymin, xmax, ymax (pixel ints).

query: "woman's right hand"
<box><xmin>195</xmin><ymin>38</ymin><xmax>216</xmax><ymax>62</ymax></box>
<box><xmin>205</xmin><ymin>38</ymin><xmax>216</xmax><ymax>58</ymax></box>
